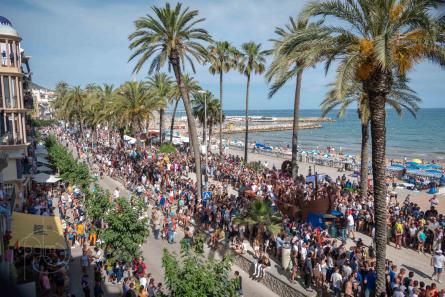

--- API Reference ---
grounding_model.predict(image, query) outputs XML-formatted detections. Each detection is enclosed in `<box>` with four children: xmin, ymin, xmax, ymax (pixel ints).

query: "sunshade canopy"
<box><xmin>10</xmin><ymin>212</ymin><xmax>67</xmax><ymax>250</ymax></box>
<box><xmin>32</xmin><ymin>173</ymin><xmax>61</xmax><ymax>183</ymax></box>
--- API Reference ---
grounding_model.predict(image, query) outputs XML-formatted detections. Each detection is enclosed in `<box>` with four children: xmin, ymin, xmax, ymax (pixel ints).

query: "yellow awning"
<box><xmin>10</xmin><ymin>212</ymin><xmax>67</xmax><ymax>250</ymax></box>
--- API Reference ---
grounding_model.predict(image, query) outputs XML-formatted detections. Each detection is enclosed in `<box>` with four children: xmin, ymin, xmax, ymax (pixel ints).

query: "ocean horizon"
<box><xmin>175</xmin><ymin>108</ymin><xmax>445</xmax><ymax>161</ymax></box>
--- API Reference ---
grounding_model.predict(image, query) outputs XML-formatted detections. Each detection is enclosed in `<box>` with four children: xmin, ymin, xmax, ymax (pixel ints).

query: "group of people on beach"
<box><xmin>40</xmin><ymin>125</ymin><xmax>445</xmax><ymax>297</ymax></box>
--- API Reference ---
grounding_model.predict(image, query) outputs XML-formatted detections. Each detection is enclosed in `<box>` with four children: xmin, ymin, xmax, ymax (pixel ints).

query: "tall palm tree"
<box><xmin>110</xmin><ymin>81</ymin><xmax>159</xmax><ymax>137</ymax></box>
<box><xmin>129</xmin><ymin>3</ymin><xmax>212</xmax><ymax>201</ymax></box>
<box><xmin>52</xmin><ymin>81</ymin><xmax>70</xmax><ymax>123</ymax></box>
<box><xmin>266</xmin><ymin>17</ymin><xmax>321</xmax><ymax>181</ymax></box>
<box><xmin>63</xmin><ymin>86</ymin><xmax>88</xmax><ymax>137</ymax></box>
<box><xmin>208</xmin><ymin>41</ymin><xmax>239</xmax><ymax>160</ymax></box>
<box><xmin>169</xmin><ymin>75</ymin><xmax>202</xmax><ymax>143</ymax></box>
<box><xmin>238</xmin><ymin>42</ymin><xmax>267</xmax><ymax>163</ymax></box>
<box><xmin>321</xmin><ymin>77</ymin><xmax>421</xmax><ymax>198</ymax></box>
<box><xmin>192</xmin><ymin>91</ymin><xmax>224</xmax><ymax>152</ymax></box>
<box><xmin>147</xmin><ymin>73</ymin><xmax>174</xmax><ymax>143</ymax></box>
<box><xmin>85</xmin><ymin>84</ymin><xmax>116</xmax><ymax>143</ymax></box>
<box><xmin>283</xmin><ymin>1</ymin><xmax>445</xmax><ymax>293</ymax></box>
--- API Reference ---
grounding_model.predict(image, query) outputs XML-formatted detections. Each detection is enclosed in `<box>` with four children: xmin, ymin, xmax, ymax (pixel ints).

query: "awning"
<box><xmin>123</xmin><ymin>135</ymin><xmax>137</xmax><ymax>144</ymax></box>
<box><xmin>32</xmin><ymin>173</ymin><xmax>61</xmax><ymax>183</ymax></box>
<box><xmin>36</xmin><ymin>165</ymin><xmax>53</xmax><ymax>173</ymax></box>
<box><xmin>10</xmin><ymin>212</ymin><xmax>67</xmax><ymax>250</ymax></box>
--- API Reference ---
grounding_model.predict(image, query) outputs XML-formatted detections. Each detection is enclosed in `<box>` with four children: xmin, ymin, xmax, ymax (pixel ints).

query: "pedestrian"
<box><xmin>125</xmin><ymin>283</ymin><xmax>137</xmax><ymax>297</ymax></box>
<box><xmin>81</xmin><ymin>273</ymin><xmax>90</xmax><ymax>297</ymax></box>
<box><xmin>330</xmin><ymin>266</ymin><xmax>343</xmax><ymax>297</ymax></box>
<box><xmin>304</xmin><ymin>252</ymin><xmax>313</xmax><ymax>291</ymax></box>
<box><xmin>122</xmin><ymin>277</ymin><xmax>130</xmax><ymax>296</ymax></box>
<box><xmin>138</xmin><ymin>285</ymin><xmax>148</xmax><ymax>297</ymax></box>
<box><xmin>234</xmin><ymin>271</ymin><xmax>243</xmax><ymax>296</ymax></box>
<box><xmin>93</xmin><ymin>281</ymin><xmax>104</xmax><ymax>297</ymax></box>
<box><xmin>432</xmin><ymin>250</ymin><xmax>445</xmax><ymax>283</ymax></box>
<box><xmin>81</xmin><ymin>250</ymin><xmax>89</xmax><ymax>273</ymax></box>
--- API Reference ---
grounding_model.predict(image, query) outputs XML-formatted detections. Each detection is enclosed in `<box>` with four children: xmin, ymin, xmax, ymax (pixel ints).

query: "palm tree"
<box><xmin>284</xmin><ymin>1</ymin><xmax>445</xmax><ymax>293</ymax></box>
<box><xmin>238</xmin><ymin>42</ymin><xmax>267</xmax><ymax>163</ymax></box>
<box><xmin>129</xmin><ymin>3</ymin><xmax>212</xmax><ymax>201</ymax></box>
<box><xmin>234</xmin><ymin>200</ymin><xmax>282</xmax><ymax>242</ymax></box>
<box><xmin>266</xmin><ymin>17</ymin><xmax>321</xmax><ymax>181</ymax></box>
<box><xmin>63</xmin><ymin>86</ymin><xmax>88</xmax><ymax>137</ymax></box>
<box><xmin>85</xmin><ymin>84</ymin><xmax>116</xmax><ymax>143</ymax></box>
<box><xmin>147</xmin><ymin>73</ymin><xmax>174</xmax><ymax>143</ymax></box>
<box><xmin>52</xmin><ymin>81</ymin><xmax>70</xmax><ymax>123</ymax></box>
<box><xmin>169</xmin><ymin>75</ymin><xmax>202</xmax><ymax>143</ymax></box>
<box><xmin>110</xmin><ymin>81</ymin><xmax>159</xmax><ymax>138</ymax></box>
<box><xmin>192</xmin><ymin>91</ymin><xmax>224</xmax><ymax>152</ymax></box>
<box><xmin>208</xmin><ymin>41</ymin><xmax>239</xmax><ymax>160</ymax></box>
<box><xmin>321</xmin><ymin>77</ymin><xmax>421</xmax><ymax>198</ymax></box>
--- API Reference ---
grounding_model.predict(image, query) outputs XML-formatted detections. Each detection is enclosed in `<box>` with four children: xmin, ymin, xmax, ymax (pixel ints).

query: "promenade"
<box><xmin>67</xmin><ymin>145</ymin><xmax>279</xmax><ymax>297</ymax></box>
<box><xmin>65</xmin><ymin>143</ymin><xmax>445</xmax><ymax>297</ymax></box>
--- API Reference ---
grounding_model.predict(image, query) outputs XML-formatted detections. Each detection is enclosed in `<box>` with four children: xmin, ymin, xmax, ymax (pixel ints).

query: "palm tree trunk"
<box><xmin>360</xmin><ymin>121</ymin><xmax>369</xmax><ymax>199</ymax></box>
<box><xmin>244</xmin><ymin>74</ymin><xmax>251</xmax><ymax>163</ymax></box>
<box><xmin>78</xmin><ymin>114</ymin><xmax>84</xmax><ymax>139</ymax></box>
<box><xmin>170</xmin><ymin>53</ymin><xmax>202</xmax><ymax>202</ymax></box>
<box><xmin>366</xmin><ymin>72</ymin><xmax>390</xmax><ymax>297</ymax></box>
<box><xmin>219</xmin><ymin>71</ymin><xmax>224</xmax><ymax>161</ymax></box>
<box><xmin>159</xmin><ymin>108</ymin><xmax>164</xmax><ymax>144</ymax></box>
<box><xmin>291</xmin><ymin>69</ymin><xmax>302</xmax><ymax>181</ymax></box>
<box><xmin>170</xmin><ymin>99</ymin><xmax>179</xmax><ymax>143</ymax></box>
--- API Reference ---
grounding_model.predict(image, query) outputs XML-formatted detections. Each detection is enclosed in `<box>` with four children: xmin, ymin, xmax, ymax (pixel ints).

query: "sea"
<box><xmin>221</xmin><ymin>108</ymin><xmax>445</xmax><ymax>161</ymax></box>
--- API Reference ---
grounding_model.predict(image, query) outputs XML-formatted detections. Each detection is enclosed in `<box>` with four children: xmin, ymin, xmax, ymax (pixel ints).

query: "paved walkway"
<box><xmin>67</xmin><ymin>142</ymin><xmax>441</xmax><ymax>297</ymax></box>
<box><xmin>66</xmin><ymin>144</ymin><xmax>278</xmax><ymax>297</ymax></box>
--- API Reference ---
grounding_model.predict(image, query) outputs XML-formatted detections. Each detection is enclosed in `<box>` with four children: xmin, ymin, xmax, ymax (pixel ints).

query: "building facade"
<box><xmin>31</xmin><ymin>87</ymin><xmax>55</xmax><ymax>119</ymax></box>
<box><xmin>0</xmin><ymin>16</ymin><xmax>33</xmax><ymax>206</ymax></box>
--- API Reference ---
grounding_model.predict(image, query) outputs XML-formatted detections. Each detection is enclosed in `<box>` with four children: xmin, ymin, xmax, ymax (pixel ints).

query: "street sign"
<box><xmin>202</xmin><ymin>191</ymin><xmax>212</xmax><ymax>201</ymax></box>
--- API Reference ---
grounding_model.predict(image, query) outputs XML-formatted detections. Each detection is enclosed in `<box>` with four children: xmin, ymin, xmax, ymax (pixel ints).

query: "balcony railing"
<box><xmin>0</xmin><ymin>134</ymin><xmax>24</xmax><ymax>145</ymax></box>
<box><xmin>5</xmin><ymin>98</ymin><xmax>18</xmax><ymax>109</ymax></box>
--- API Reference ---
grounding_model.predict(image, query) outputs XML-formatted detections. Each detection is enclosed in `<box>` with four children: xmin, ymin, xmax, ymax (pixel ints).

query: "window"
<box><xmin>3</xmin><ymin>76</ymin><xmax>10</xmax><ymax>108</ymax></box>
<box><xmin>11</xmin><ymin>77</ymin><xmax>16</xmax><ymax>108</ymax></box>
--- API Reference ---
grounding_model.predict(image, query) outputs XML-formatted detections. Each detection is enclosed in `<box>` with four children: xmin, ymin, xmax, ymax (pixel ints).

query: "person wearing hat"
<box><xmin>431</xmin><ymin>250</ymin><xmax>445</xmax><ymax>283</ymax></box>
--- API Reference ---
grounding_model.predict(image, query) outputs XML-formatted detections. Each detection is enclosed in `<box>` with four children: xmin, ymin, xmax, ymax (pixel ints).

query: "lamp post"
<box><xmin>197</xmin><ymin>90</ymin><xmax>208</xmax><ymax>191</ymax></box>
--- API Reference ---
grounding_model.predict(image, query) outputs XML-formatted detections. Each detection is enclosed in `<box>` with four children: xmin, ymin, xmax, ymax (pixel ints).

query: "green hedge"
<box><xmin>45</xmin><ymin>135</ymin><xmax>91</xmax><ymax>191</ymax></box>
<box><xmin>159</xmin><ymin>143</ymin><xmax>176</xmax><ymax>154</ymax></box>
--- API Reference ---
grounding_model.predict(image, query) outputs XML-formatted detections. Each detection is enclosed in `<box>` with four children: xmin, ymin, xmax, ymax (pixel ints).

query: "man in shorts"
<box><xmin>432</xmin><ymin>250</ymin><xmax>445</xmax><ymax>283</ymax></box>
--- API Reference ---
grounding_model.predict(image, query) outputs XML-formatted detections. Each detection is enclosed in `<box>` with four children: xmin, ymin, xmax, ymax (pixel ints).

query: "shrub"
<box><xmin>159</xmin><ymin>143</ymin><xmax>176</xmax><ymax>154</ymax></box>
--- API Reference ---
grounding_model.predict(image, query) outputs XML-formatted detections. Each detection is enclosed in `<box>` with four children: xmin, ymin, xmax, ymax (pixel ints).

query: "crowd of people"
<box><xmin>41</xmin><ymin>125</ymin><xmax>445</xmax><ymax>297</ymax></box>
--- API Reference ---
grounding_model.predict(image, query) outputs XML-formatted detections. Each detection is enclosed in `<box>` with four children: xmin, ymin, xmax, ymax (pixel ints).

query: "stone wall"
<box><xmin>233</xmin><ymin>252</ymin><xmax>317</xmax><ymax>297</ymax></box>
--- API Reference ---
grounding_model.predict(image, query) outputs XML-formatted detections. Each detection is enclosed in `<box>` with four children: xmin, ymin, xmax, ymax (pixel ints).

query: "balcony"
<box><xmin>0</xmin><ymin>133</ymin><xmax>24</xmax><ymax>146</ymax></box>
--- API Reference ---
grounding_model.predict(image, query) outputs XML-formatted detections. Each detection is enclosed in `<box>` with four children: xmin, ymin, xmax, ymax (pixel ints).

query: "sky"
<box><xmin>3</xmin><ymin>0</ymin><xmax>445</xmax><ymax>109</ymax></box>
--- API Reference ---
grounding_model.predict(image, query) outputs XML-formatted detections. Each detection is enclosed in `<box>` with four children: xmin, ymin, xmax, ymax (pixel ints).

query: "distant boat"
<box><xmin>230</xmin><ymin>139</ymin><xmax>244</xmax><ymax>147</ymax></box>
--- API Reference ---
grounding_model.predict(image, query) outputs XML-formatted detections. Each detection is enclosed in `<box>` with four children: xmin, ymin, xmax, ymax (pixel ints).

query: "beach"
<box><xmin>225</xmin><ymin>146</ymin><xmax>445</xmax><ymax>212</ymax></box>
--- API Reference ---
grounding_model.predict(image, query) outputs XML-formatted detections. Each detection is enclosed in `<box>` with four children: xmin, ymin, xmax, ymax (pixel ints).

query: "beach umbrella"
<box><xmin>429</xmin><ymin>164</ymin><xmax>442</xmax><ymax>169</ymax></box>
<box><xmin>411</xmin><ymin>159</ymin><xmax>422</xmax><ymax>164</ymax></box>
<box><xmin>406</xmin><ymin>162</ymin><xmax>419</xmax><ymax>169</ymax></box>
<box><xmin>427</xmin><ymin>169</ymin><xmax>442</xmax><ymax>174</ymax></box>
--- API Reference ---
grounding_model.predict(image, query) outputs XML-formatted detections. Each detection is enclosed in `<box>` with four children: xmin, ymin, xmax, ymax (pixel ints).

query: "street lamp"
<box><xmin>197</xmin><ymin>90</ymin><xmax>209</xmax><ymax>191</ymax></box>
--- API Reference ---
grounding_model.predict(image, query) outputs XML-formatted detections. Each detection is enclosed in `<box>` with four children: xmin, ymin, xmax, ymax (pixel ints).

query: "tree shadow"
<box><xmin>402</xmin><ymin>264</ymin><xmax>432</xmax><ymax>280</ymax></box>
